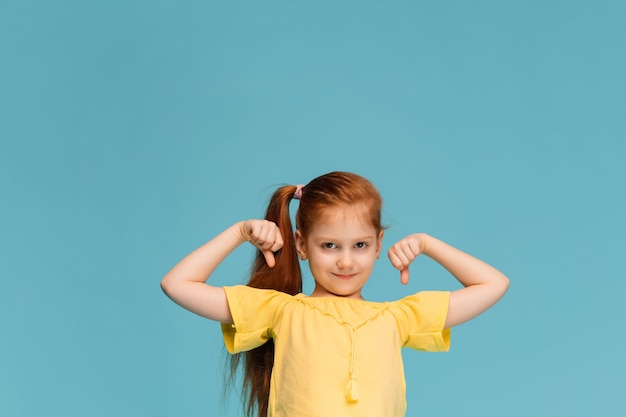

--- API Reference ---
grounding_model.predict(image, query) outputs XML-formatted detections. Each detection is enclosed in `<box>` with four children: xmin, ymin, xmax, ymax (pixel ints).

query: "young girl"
<box><xmin>161</xmin><ymin>171</ymin><xmax>509</xmax><ymax>417</ymax></box>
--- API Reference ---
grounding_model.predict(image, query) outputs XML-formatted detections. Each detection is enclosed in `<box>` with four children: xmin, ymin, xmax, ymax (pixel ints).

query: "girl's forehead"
<box><xmin>307</xmin><ymin>205</ymin><xmax>377</xmax><ymax>237</ymax></box>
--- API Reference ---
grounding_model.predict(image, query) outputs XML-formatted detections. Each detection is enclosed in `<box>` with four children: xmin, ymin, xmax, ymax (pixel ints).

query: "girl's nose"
<box><xmin>337</xmin><ymin>251</ymin><xmax>354</xmax><ymax>268</ymax></box>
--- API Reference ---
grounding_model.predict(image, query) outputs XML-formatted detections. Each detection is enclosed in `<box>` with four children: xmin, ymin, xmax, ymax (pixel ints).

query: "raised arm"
<box><xmin>160</xmin><ymin>220</ymin><xmax>283</xmax><ymax>323</ymax></box>
<box><xmin>387</xmin><ymin>233</ymin><xmax>509</xmax><ymax>328</ymax></box>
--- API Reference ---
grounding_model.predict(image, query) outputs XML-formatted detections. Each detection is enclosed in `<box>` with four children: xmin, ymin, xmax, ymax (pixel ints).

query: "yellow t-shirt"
<box><xmin>221</xmin><ymin>285</ymin><xmax>450</xmax><ymax>417</ymax></box>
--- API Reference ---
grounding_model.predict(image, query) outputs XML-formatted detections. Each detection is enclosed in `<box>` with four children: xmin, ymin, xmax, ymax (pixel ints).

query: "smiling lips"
<box><xmin>333</xmin><ymin>273</ymin><xmax>357</xmax><ymax>280</ymax></box>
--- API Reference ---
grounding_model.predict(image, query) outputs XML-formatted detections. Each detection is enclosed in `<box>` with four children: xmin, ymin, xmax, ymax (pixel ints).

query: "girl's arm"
<box><xmin>160</xmin><ymin>220</ymin><xmax>283</xmax><ymax>323</ymax></box>
<box><xmin>387</xmin><ymin>234</ymin><xmax>509</xmax><ymax>328</ymax></box>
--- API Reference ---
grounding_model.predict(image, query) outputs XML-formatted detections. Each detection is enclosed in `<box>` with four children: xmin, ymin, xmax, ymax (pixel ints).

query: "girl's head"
<box><xmin>294</xmin><ymin>172</ymin><xmax>385</xmax><ymax>299</ymax></box>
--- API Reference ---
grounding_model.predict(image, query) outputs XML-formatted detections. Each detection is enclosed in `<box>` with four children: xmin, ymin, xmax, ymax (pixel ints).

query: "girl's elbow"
<box><xmin>502</xmin><ymin>273</ymin><xmax>510</xmax><ymax>289</ymax></box>
<box><xmin>496</xmin><ymin>274</ymin><xmax>510</xmax><ymax>298</ymax></box>
<box><xmin>160</xmin><ymin>275</ymin><xmax>176</xmax><ymax>297</ymax></box>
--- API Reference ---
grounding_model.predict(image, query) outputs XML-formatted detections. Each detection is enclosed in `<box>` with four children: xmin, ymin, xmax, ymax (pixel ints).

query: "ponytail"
<box><xmin>230</xmin><ymin>185</ymin><xmax>302</xmax><ymax>417</ymax></box>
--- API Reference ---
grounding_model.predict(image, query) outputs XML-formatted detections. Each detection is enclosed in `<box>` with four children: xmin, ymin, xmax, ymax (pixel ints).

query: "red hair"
<box><xmin>230</xmin><ymin>171</ymin><xmax>383</xmax><ymax>417</ymax></box>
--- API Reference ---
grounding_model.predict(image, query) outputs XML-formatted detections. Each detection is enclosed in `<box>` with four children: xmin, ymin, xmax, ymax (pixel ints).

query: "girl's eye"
<box><xmin>355</xmin><ymin>242</ymin><xmax>367</xmax><ymax>249</ymax></box>
<box><xmin>323</xmin><ymin>243</ymin><xmax>337</xmax><ymax>249</ymax></box>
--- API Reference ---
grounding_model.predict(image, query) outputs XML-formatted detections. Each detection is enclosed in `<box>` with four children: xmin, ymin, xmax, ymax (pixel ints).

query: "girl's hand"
<box><xmin>387</xmin><ymin>233</ymin><xmax>431</xmax><ymax>285</ymax></box>
<box><xmin>240</xmin><ymin>220</ymin><xmax>284</xmax><ymax>267</ymax></box>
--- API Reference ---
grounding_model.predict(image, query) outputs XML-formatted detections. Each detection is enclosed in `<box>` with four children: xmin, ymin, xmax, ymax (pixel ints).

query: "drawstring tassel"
<box><xmin>346</xmin><ymin>377</ymin><xmax>359</xmax><ymax>402</ymax></box>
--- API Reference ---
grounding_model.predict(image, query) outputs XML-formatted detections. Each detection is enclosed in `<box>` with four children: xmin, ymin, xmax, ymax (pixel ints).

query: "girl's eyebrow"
<box><xmin>314</xmin><ymin>235</ymin><xmax>376</xmax><ymax>241</ymax></box>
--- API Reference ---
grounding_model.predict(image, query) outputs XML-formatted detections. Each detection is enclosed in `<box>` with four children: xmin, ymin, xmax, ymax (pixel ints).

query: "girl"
<box><xmin>161</xmin><ymin>171</ymin><xmax>509</xmax><ymax>417</ymax></box>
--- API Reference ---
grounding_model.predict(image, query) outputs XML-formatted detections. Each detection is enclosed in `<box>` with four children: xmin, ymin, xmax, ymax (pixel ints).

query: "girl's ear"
<box><xmin>376</xmin><ymin>230</ymin><xmax>384</xmax><ymax>259</ymax></box>
<box><xmin>294</xmin><ymin>230</ymin><xmax>308</xmax><ymax>260</ymax></box>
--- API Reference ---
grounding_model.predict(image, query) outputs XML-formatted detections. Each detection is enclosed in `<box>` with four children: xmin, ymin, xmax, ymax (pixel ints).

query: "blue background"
<box><xmin>2</xmin><ymin>1</ymin><xmax>624</xmax><ymax>416</ymax></box>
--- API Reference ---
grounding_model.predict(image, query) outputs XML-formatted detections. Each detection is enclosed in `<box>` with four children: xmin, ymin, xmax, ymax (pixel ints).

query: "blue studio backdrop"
<box><xmin>1</xmin><ymin>1</ymin><xmax>625</xmax><ymax>416</ymax></box>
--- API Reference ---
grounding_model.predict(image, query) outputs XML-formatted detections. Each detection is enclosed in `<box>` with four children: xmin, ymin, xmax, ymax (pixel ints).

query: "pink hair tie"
<box><xmin>294</xmin><ymin>184</ymin><xmax>305</xmax><ymax>200</ymax></box>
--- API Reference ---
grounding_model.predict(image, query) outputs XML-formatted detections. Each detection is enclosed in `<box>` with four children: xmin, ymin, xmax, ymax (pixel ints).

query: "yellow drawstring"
<box><xmin>345</xmin><ymin>327</ymin><xmax>359</xmax><ymax>402</ymax></box>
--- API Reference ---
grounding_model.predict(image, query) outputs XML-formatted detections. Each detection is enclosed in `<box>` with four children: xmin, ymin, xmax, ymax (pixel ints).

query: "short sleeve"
<box><xmin>390</xmin><ymin>291</ymin><xmax>451</xmax><ymax>352</ymax></box>
<box><xmin>220</xmin><ymin>285</ymin><xmax>288</xmax><ymax>354</ymax></box>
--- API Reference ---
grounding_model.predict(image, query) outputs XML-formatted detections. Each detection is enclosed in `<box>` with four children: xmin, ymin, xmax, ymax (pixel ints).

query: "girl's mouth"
<box><xmin>333</xmin><ymin>273</ymin><xmax>357</xmax><ymax>280</ymax></box>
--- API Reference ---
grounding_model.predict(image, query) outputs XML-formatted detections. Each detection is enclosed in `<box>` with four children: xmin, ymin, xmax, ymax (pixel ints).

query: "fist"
<box><xmin>387</xmin><ymin>233</ymin><xmax>429</xmax><ymax>284</ymax></box>
<box><xmin>241</xmin><ymin>220</ymin><xmax>284</xmax><ymax>267</ymax></box>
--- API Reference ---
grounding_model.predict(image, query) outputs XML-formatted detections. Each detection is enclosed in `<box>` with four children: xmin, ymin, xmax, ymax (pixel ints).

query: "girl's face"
<box><xmin>295</xmin><ymin>205</ymin><xmax>383</xmax><ymax>300</ymax></box>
